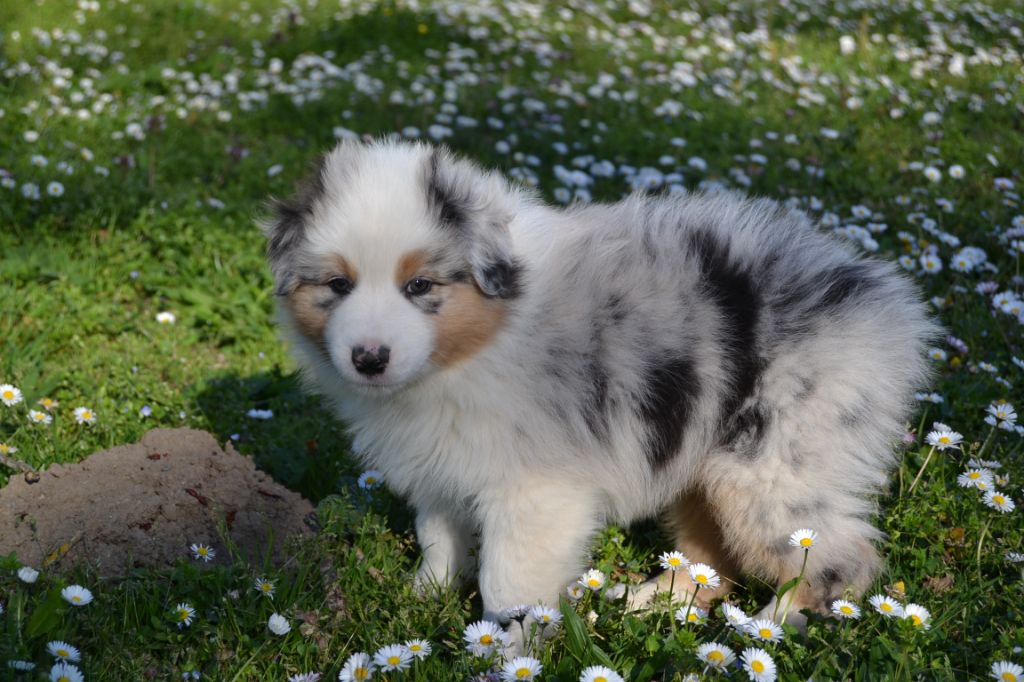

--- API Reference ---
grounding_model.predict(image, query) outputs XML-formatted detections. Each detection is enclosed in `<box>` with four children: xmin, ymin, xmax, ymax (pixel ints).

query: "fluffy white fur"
<box><xmin>263</xmin><ymin>140</ymin><xmax>936</xmax><ymax>637</ymax></box>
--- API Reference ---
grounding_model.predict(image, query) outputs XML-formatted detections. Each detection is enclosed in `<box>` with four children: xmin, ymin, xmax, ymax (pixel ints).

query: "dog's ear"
<box><xmin>425</xmin><ymin>149</ymin><xmax>523</xmax><ymax>299</ymax></box>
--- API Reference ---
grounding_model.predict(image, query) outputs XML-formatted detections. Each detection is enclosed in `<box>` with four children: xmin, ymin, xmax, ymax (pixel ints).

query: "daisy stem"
<box><xmin>684</xmin><ymin>585</ymin><xmax>699</xmax><ymax>631</ymax></box>
<box><xmin>976</xmin><ymin>516</ymin><xmax>992</xmax><ymax>577</ymax></box>
<box><xmin>907</xmin><ymin>445</ymin><xmax>936</xmax><ymax>494</ymax></box>
<box><xmin>668</xmin><ymin>570</ymin><xmax>677</xmax><ymax>633</ymax></box>
<box><xmin>976</xmin><ymin>425</ymin><xmax>996</xmax><ymax>461</ymax></box>
<box><xmin>778</xmin><ymin>548</ymin><xmax>809</xmax><ymax>624</ymax></box>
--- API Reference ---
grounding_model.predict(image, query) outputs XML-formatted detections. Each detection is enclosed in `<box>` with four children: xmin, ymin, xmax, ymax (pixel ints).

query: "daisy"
<box><xmin>992</xmin><ymin>661</ymin><xmax>1024</xmax><ymax>681</ymax></box>
<box><xmin>675</xmin><ymin>605</ymin><xmax>708</xmax><ymax>625</ymax></box>
<box><xmin>987</xmin><ymin>402</ymin><xmax>1017</xmax><ymax>424</ymax></box>
<box><xmin>172</xmin><ymin>602</ymin><xmax>196</xmax><ymax>628</ymax></box>
<box><xmin>1005</xmin><ymin>552</ymin><xmax>1024</xmax><ymax>563</ymax></box>
<box><xmin>61</xmin><ymin>585</ymin><xmax>93</xmax><ymax>606</ymax></box>
<box><xmin>73</xmin><ymin>407</ymin><xmax>96</xmax><ymax>425</ymax></box>
<box><xmin>747</xmin><ymin>618</ymin><xmax>784</xmax><ymax>642</ymax></box>
<box><xmin>338</xmin><ymin>652</ymin><xmax>374</xmax><ymax>681</ymax></box>
<box><xmin>902</xmin><ymin>603</ymin><xmax>931</xmax><ymax>629</ymax></box>
<box><xmin>18</xmin><ymin>566</ymin><xmax>39</xmax><ymax>583</ymax></box>
<box><xmin>8</xmin><ymin>661</ymin><xmax>36</xmax><ymax>670</ymax></box>
<box><xmin>29</xmin><ymin>410</ymin><xmax>53</xmax><ymax>425</ymax></box>
<box><xmin>254</xmin><ymin>577</ymin><xmax>275</xmax><ymax>598</ymax></box>
<box><xmin>500</xmin><ymin>656</ymin><xmax>542</xmax><ymax>681</ymax></box>
<box><xmin>740</xmin><ymin>647</ymin><xmax>777</xmax><ymax>682</ymax></box>
<box><xmin>268</xmin><ymin>613</ymin><xmax>290</xmax><ymax>635</ymax></box>
<box><xmin>579</xmin><ymin>666</ymin><xmax>625</xmax><ymax>682</ymax></box>
<box><xmin>46</xmin><ymin>641</ymin><xmax>81</xmax><ymax>662</ymax></box>
<box><xmin>697</xmin><ymin>642</ymin><xmax>736</xmax><ymax>669</ymax></box>
<box><xmin>722</xmin><ymin>603</ymin><xmax>753</xmax><ymax>629</ymax></box>
<box><xmin>919</xmin><ymin>254</ymin><xmax>943</xmax><ymax>274</ymax></box>
<box><xmin>659</xmin><ymin>550</ymin><xmax>689</xmax><ymax>570</ymax></box>
<box><xmin>928</xmin><ymin>348</ymin><xmax>948</xmax><ymax>361</ymax></box>
<box><xmin>831</xmin><ymin>599</ymin><xmax>861</xmax><ymax>619</ymax></box>
<box><xmin>373</xmin><ymin>644</ymin><xmax>411</xmax><ymax>672</ymax></box>
<box><xmin>580</xmin><ymin>568</ymin><xmax>606</xmax><ymax>590</ymax></box>
<box><xmin>0</xmin><ymin>384</ymin><xmax>23</xmax><ymax>406</ymax></box>
<box><xmin>530</xmin><ymin>605</ymin><xmax>562</xmax><ymax>628</ymax></box>
<box><xmin>156</xmin><ymin>311</ymin><xmax>176</xmax><ymax>324</ymax></box>
<box><xmin>463</xmin><ymin>620</ymin><xmax>504</xmax><ymax>656</ymax></box>
<box><xmin>190</xmin><ymin>543</ymin><xmax>215</xmax><ymax>562</ymax></box>
<box><xmin>566</xmin><ymin>583</ymin><xmax>586</xmax><ymax>601</ymax></box>
<box><xmin>288</xmin><ymin>674</ymin><xmax>322</xmax><ymax>682</ymax></box>
<box><xmin>984</xmin><ymin>490</ymin><xmax>1016</xmax><ymax>513</ymax></box>
<box><xmin>358</xmin><ymin>470</ymin><xmax>383</xmax><ymax>489</ymax></box>
<box><xmin>869</xmin><ymin>594</ymin><xmax>903</xmax><ymax>617</ymax></box>
<box><xmin>0</xmin><ymin>443</ymin><xmax>17</xmax><ymax>456</ymax></box>
<box><xmin>687</xmin><ymin>562</ymin><xmax>720</xmax><ymax>589</ymax></box>
<box><xmin>958</xmin><ymin>469</ymin><xmax>995</xmax><ymax>489</ymax></box>
<box><xmin>789</xmin><ymin>528</ymin><xmax>818</xmax><ymax>549</ymax></box>
<box><xmin>49</xmin><ymin>662</ymin><xmax>84</xmax><ymax>682</ymax></box>
<box><xmin>38</xmin><ymin>397</ymin><xmax>59</xmax><ymax>410</ymax></box>
<box><xmin>502</xmin><ymin>604</ymin><xmax>530</xmax><ymax>622</ymax></box>
<box><xmin>404</xmin><ymin>639</ymin><xmax>431</xmax><ymax>659</ymax></box>
<box><xmin>925</xmin><ymin>429</ymin><xmax>963</xmax><ymax>450</ymax></box>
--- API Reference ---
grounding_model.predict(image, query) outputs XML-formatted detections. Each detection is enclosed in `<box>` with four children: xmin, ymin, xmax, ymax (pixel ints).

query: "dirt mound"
<box><xmin>0</xmin><ymin>428</ymin><xmax>315</xmax><ymax>576</ymax></box>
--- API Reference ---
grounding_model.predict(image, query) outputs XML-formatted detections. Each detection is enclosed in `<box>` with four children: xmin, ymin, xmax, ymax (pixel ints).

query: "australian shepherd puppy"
<box><xmin>263</xmin><ymin>140</ymin><xmax>935</xmax><ymax>638</ymax></box>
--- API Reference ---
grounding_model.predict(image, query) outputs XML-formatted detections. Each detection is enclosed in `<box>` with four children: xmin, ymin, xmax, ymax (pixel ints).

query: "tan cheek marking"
<box><xmin>285</xmin><ymin>284</ymin><xmax>330</xmax><ymax>343</ymax></box>
<box><xmin>431</xmin><ymin>283</ymin><xmax>506</xmax><ymax>368</ymax></box>
<box><xmin>395</xmin><ymin>249</ymin><xmax>430</xmax><ymax>288</ymax></box>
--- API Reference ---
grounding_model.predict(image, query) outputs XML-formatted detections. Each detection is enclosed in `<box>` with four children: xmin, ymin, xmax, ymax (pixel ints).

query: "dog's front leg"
<box><xmin>414</xmin><ymin>502</ymin><xmax>476</xmax><ymax>592</ymax></box>
<box><xmin>477</xmin><ymin>478</ymin><xmax>601</xmax><ymax>650</ymax></box>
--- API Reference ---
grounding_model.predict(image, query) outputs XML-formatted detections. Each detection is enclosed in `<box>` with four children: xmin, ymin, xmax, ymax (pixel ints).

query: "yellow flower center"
<box><xmin>57</xmin><ymin>649</ymin><xmax>69</xmax><ymax>657</ymax></box>
<box><xmin>840</xmin><ymin>606</ymin><xmax>853</xmax><ymax>615</ymax></box>
<box><xmin>687</xmin><ymin>613</ymin><xmax>698</xmax><ymax>622</ymax></box>
<box><xmin>388</xmin><ymin>656</ymin><xmax>400</xmax><ymax>665</ymax></box>
<box><xmin>410</xmin><ymin>644</ymin><xmax>421</xmax><ymax>652</ymax></box>
<box><xmin>479</xmin><ymin>634</ymin><xmax>493</xmax><ymax>645</ymax></box>
<box><xmin>759</xmin><ymin>627</ymin><xmax>773</xmax><ymax>638</ymax></box>
<box><xmin>262</xmin><ymin>584</ymin><xmax>271</xmax><ymax>591</ymax></box>
<box><xmin>58</xmin><ymin>677</ymin><xmax>71</xmax><ymax>682</ymax></box>
<box><xmin>541</xmin><ymin>615</ymin><xmax>550</xmax><ymax>622</ymax></box>
<box><xmin>71</xmin><ymin>596</ymin><xmax>81</xmax><ymax>602</ymax></box>
<box><xmin>365</xmin><ymin>477</ymin><xmax>376</xmax><ymax>484</ymax></box>
<box><xmin>355</xmin><ymin>668</ymin><xmax>368</xmax><ymax>680</ymax></box>
<box><xmin>588</xmin><ymin>578</ymin><xmax>601</xmax><ymax>587</ymax></box>
<box><xmin>668</xmin><ymin>557</ymin><xmax>681</xmax><ymax>566</ymax></box>
<box><xmin>752</xmin><ymin>660</ymin><xmax>765</xmax><ymax>673</ymax></box>
<box><xmin>695</xmin><ymin>574</ymin><xmax>708</xmax><ymax>584</ymax></box>
<box><xmin>82</xmin><ymin>411</ymin><xmax>92</xmax><ymax>419</ymax></box>
<box><xmin>2</xmin><ymin>391</ymin><xmax>12</xmax><ymax>399</ymax></box>
<box><xmin>516</xmin><ymin>668</ymin><xmax>531</xmax><ymax>678</ymax></box>
<box><xmin>800</xmin><ymin>537</ymin><xmax>813</xmax><ymax>547</ymax></box>
<box><xmin>708</xmin><ymin>650</ymin><xmax>724</xmax><ymax>663</ymax></box>
<box><xmin>1001</xmin><ymin>673</ymin><xmax>1016</xmax><ymax>682</ymax></box>
<box><xmin>969</xmin><ymin>472</ymin><xmax>981</xmax><ymax>479</ymax></box>
<box><xmin>938</xmin><ymin>436</ymin><xmax>950</xmax><ymax>444</ymax></box>
<box><xmin>994</xmin><ymin>495</ymin><xmax>1006</xmax><ymax>505</ymax></box>
<box><xmin>595</xmin><ymin>677</ymin><xmax>608</xmax><ymax>682</ymax></box>
<box><xmin>880</xmin><ymin>602</ymin><xmax>892</xmax><ymax>612</ymax></box>
<box><xmin>911</xmin><ymin>614</ymin><xmax>923</xmax><ymax>626</ymax></box>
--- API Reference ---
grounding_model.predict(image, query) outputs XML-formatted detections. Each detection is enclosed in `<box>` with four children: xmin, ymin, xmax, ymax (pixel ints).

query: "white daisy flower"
<box><xmin>722</xmin><ymin>602</ymin><xmax>753</xmax><ymax>629</ymax></box>
<box><xmin>579</xmin><ymin>665</ymin><xmax>625</xmax><ymax>682</ymax></box>
<box><xmin>47</xmin><ymin>181</ymin><xmax>64</xmax><ymax>197</ymax></box>
<box><xmin>831</xmin><ymin>599</ymin><xmax>861</xmax><ymax>619</ymax></box>
<box><xmin>928</xmin><ymin>347</ymin><xmax>948</xmax><ymax>361</ymax></box>
<box><xmin>687</xmin><ymin>562</ymin><xmax>720</xmax><ymax>589</ymax></box>
<box><xmin>992</xmin><ymin>661</ymin><xmax>1024</xmax><ymax>682</ymax></box>
<box><xmin>530</xmin><ymin>605</ymin><xmax>562</xmax><ymax>627</ymax></box>
<box><xmin>254</xmin><ymin>577</ymin><xmax>275</xmax><ymax>598</ymax></box>
<box><xmin>175</xmin><ymin>602</ymin><xmax>196</xmax><ymax>628</ymax></box>
<box><xmin>696</xmin><ymin>642</ymin><xmax>736</xmax><ymax>669</ymax></box>
<box><xmin>984</xmin><ymin>490</ymin><xmax>1016</xmax><ymax>513</ymax></box>
<box><xmin>156</xmin><ymin>311</ymin><xmax>176</xmax><ymax>324</ymax></box>
<box><xmin>0</xmin><ymin>443</ymin><xmax>17</xmax><ymax>456</ymax></box>
<box><xmin>567</xmin><ymin>583</ymin><xmax>586</xmax><ymax>601</ymax></box>
<box><xmin>902</xmin><ymin>603</ymin><xmax>931</xmax><ymax>629</ymax></box>
<box><xmin>18</xmin><ymin>566</ymin><xmax>39</xmax><ymax>583</ymax></box>
<box><xmin>925</xmin><ymin>429</ymin><xmax>963</xmax><ymax>450</ymax></box>
<box><xmin>404</xmin><ymin>639</ymin><xmax>431</xmax><ymax>659</ymax></box>
<box><xmin>463</xmin><ymin>620</ymin><xmax>505</xmax><ymax>657</ymax></box>
<box><xmin>246</xmin><ymin>408</ymin><xmax>274</xmax><ymax>420</ymax></box>
<box><xmin>747</xmin><ymin>618</ymin><xmax>784</xmax><ymax>642</ymax></box>
<box><xmin>46</xmin><ymin>641</ymin><xmax>81</xmax><ymax>662</ymax></box>
<box><xmin>869</xmin><ymin>594</ymin><xmax>903</xmax><ymax>617</ymax></box>
<box><xmin>357</xmin><ymin>470</ymin><xmax>383</xmax><ymax>490</ymax></box>
<box><xmin>338</xmin><ymin>652</ymin><xmax>374</xmax><ymax>681</ymax></box>
<box><xmin>72</xmin><ymin>407</ymin><xmax>96</xmax><ymax>425</ymax></box>
<box><xmin>958</xmin><ymin>469</ymin><xmax>995</xmax><ymax>489</ymax></box>
<box><xmin>8</xmin><ymin>660</ymin><xmax>35</xmax><ymax>670</ymax></box>
<box><xmin>372</xmin><ymin>644</ymin><xmax>411</xmax><ymax>671</ymax></box>
<box><xmin>500</xmin><ymin>656</ymin><xmax>542</xmax><ymax>681</ymax></box>
<box><xmin>29</xmin><ymin>409</ymin><xmax>53</xmax><ymax>425</ymax></box>
<box><xmin>1005</xmin><ymin>552</ymin><xmax>1024</xmax><ymax>564</ymax></box>
<box><xmin>580</xmin><ymin>568</ymin><xmax>606</xmax><ymax>591</ymax></box>
<box><xmin>61</xmin><ymin>585</ymin><xmax>93</xmax><ymax>606</ymax></box>
<box><xmin>740</xmin><ymin>647</ymin><xmax>778</xmax><ymax>682</ymax></box>
<box><xmin>288</xmin><ymin>674</ymin><xmax>321</xmax><ymax>682</ymax></box>
<box><xmin>502</xmin><ymin>604</ymin><xmax>531</xmax><ymax>622</ymax></box>
<box><xmin>268</xmin><ymin>613</ymin><xmax>290</xmax><ymax>635</ymax></box>
<box><xmin>675</xmin><ymin>604</ymin><xmax>708</xmax><ymax>625</ymax></box>
<box><xmin>49</xmin><ymin>662</ymin><xmax>84</xmax><ymax>682</ymax></box>
<box><xmin>190</xmin><ymin>543</ymin><xmax>215</xmax><ymax>562</ymax></box>
<box><xmin>789</xmin><ymin>528</ymin><xmax>819</xmax><ymax>549</ymax></box>
<box><xmin>0</xmin><ymin>384</ymin><xmax>23</xmax><ymax>406</ymax></box>
<box><xmin>659</xmin><ymin>550</ymin><xmax>689</xmax><ymax>571</ymax></box>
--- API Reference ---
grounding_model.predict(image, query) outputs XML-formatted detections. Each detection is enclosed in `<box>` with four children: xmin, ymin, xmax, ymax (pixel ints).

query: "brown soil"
<box><xmin>0</xmin><ymin>428</ymin><xmax>315</xmax><ymax>576</ymax></box>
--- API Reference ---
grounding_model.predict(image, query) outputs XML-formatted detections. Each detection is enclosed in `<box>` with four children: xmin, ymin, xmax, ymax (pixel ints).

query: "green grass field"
<box><xmin>1</xmin><ymin>0</ymin><xmax>1023</xmax><ymax>679</ymax></box>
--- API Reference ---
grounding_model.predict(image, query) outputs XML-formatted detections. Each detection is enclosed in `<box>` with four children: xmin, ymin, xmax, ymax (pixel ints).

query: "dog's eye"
<box><xmin>327</xmin><ymin>277</ymin><xmax>354</xmax><ymax>297</ymax></box>
<box><xmin>405</xmin><ymin>277</ymin><xmax>433</xmax><ymax>297</ymax></box>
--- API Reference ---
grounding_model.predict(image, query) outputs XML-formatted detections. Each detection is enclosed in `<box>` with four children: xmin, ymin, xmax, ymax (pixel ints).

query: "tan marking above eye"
<box><xmin>395</xmin><ymin>249</ymin><xmax>432</xmax><ymax>288</ymax></box>
<box><xmin>334</xmin><ymin>254</ymin><xmax>359</xmax><ymax>284</ymax></box>
<box><xmin>431</xmin><ymin>282</ymin><xmax>506</xmax><ymax>368</ymax></box>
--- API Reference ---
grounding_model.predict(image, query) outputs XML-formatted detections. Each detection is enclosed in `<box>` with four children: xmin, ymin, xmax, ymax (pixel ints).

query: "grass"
<box><xmin>1</xmin><ymin>0</ymin><xmax>1024</xmax><ymax>679</ymax></box>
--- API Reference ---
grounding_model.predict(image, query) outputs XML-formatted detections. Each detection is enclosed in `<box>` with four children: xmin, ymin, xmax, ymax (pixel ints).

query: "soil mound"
<box><xmin>0</xmin><ymin>428</ymin><xmax>314</xmax><ymax>576</ymax></box>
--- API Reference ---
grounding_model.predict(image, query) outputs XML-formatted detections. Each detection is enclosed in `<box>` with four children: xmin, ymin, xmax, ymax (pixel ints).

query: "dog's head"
<box><xmin>262</xmin><ymin>141</ymin><xmax>522</xmax><ymax>393</ymax></box>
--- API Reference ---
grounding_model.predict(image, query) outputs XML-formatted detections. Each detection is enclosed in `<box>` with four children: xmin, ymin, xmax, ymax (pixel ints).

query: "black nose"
<box><xmin>351</xmin><ymin>345</ymin><xmax>390</xmax><ymax>376</ymax></box>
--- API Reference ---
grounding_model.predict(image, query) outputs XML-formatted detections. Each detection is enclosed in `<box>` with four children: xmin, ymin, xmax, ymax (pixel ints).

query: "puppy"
<box><xmin>263</xmin><ymin>140</ymin><xmax>935</xmax><ymax>634</ymax></box>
